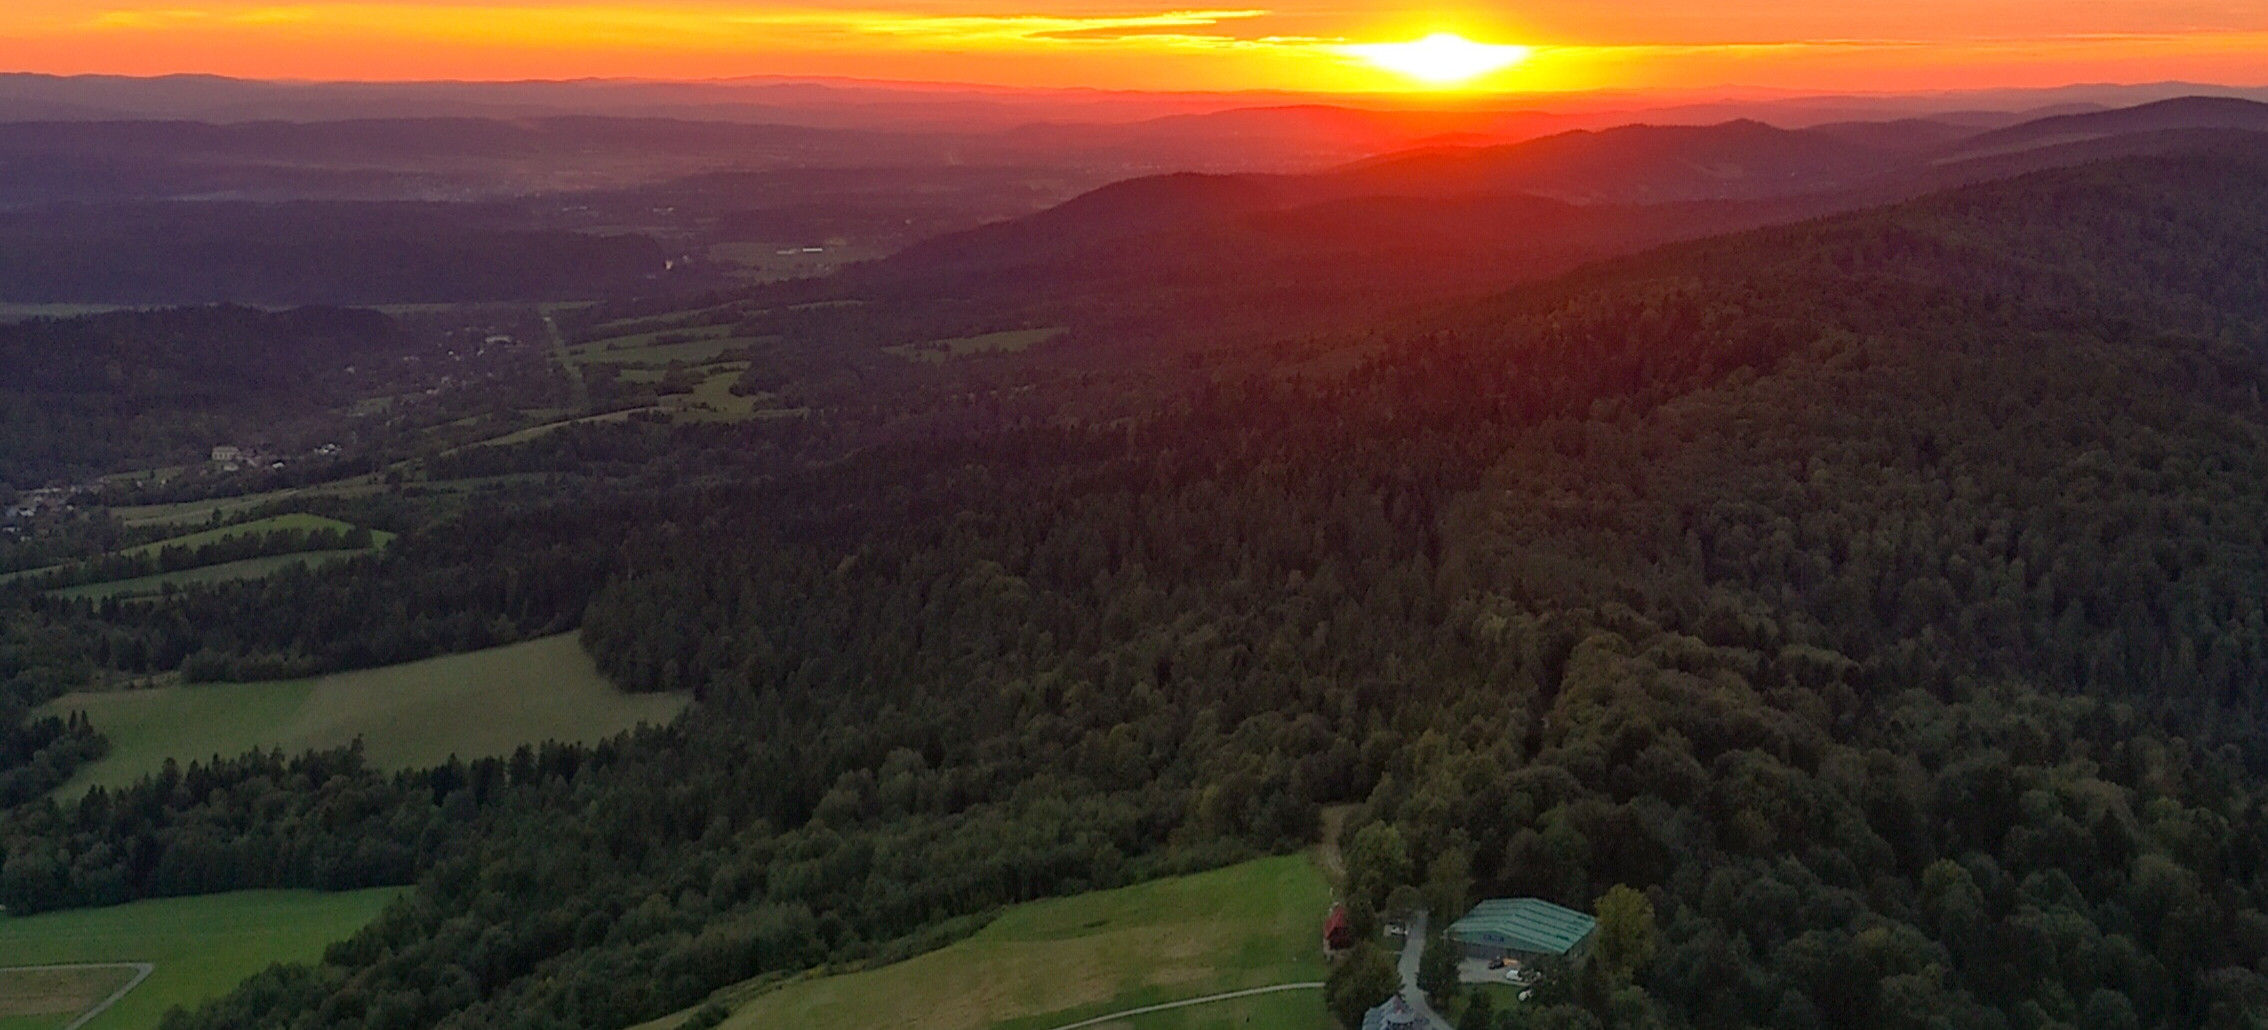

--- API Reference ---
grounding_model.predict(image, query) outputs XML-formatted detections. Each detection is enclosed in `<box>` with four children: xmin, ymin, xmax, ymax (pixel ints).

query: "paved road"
<box><xmin>1035</xmin><ymin>982</ymin><xmax>1325</xmax><ymax>1030</ymax></box>
<box><xmin>1396</xmin><ymin>914</ymin><xmax>1455</xmax><ymax>1030</ymax></box>
<box><xmin>1</xmin><ymin>961</ymin><xmax>157</xmax><ymax>1030</ymax></box>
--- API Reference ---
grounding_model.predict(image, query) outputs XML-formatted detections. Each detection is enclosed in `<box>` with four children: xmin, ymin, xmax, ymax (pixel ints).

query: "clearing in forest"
<box><xmin>563</xmin><ymin>328</ymin><xmax>774</xmax><ymax>369</ymax></box>
<box><xmin>0</xmin><ymin>964</ymin><xmax>139</xmax><ymax>1030</ymax></box>
<box><xmin>0</xmin><ymin>889</ymin><xmax>402</xmax><ymax>1030</ymax></box>
<box><xmin>638</xmin><ymin>854</ymin><xmax>1332</xmax><ymax>1030</ymax></box>
<box><xmin>1</xmin><ymin>515</ymin><xmax>389</xmax><ymax>591</ymax></box>
<box><xmin>43</xmin><ymin>634</ymin><xmax>689</xmax><ymax>794</ymax></box>
<box><xmin>108</xmin><ymin>514</ymin><xmax>392</xmax><ymax>559</ymax></box>
<box><xmin>885</xmin><ymin>327</ymin><xmax>1065</xmax><ymax>364</ymax></box>
<box><xmin>48</xmin><ymin>551</ymin><xmax>371</xmax><ymax>603</ymax></box>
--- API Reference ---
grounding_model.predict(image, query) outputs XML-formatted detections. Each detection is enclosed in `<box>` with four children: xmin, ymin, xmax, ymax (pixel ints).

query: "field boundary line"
<box><xmin>0</xmin><ymin>961</ymin><xmax>156</xmax><ymax>1030</ymax></box>
<box><xmin>1034</xmin><ymin>982</ymin><xmax>1325</xmax><ymax>1030</ymax></box>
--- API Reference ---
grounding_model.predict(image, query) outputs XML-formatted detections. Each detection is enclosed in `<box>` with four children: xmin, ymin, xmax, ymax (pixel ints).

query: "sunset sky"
<box><xmin>3</xmin><ymin>0</ymin><xmax>2266</xmax><ymax>94</ymax></box>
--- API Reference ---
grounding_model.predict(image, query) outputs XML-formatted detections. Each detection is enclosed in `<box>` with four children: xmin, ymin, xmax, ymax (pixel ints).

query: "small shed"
<box><xmin>1324</xmin><ymin>903</ymin><xmax>1354</xmax><ymax>951</ymax></box>
<box><xmin>1447</xmin><ymin>898</ymin><xmax>1597</xmax><ymax>961</ymax></box>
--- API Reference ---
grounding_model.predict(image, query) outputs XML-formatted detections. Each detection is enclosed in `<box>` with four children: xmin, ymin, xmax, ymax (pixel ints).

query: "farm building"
<box><xmin>1447</xmin><ymin>898</ymin><xmax>1596</xmax><ymax>962</ymax></box>
<box><xmin>1325</xmin><ymin>903</ymin><xmax>1354</xmax><ymax>951</ymax></box>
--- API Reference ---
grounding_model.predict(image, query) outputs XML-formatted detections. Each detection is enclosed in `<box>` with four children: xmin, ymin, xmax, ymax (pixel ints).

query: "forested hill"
<box><xmin>0</xmin><ymin>305</ymin><xmax>416</xmax><ymax>485</ymax></box>
<box><xmin>20</xmin><ymin>145</ymin><xmax>2268</xmax><ymax>1030</ymax></box>
<box><xmin>842</xmin><ymin>109</ymin><xmax>2267</xmax><ymax>353</ymax></box>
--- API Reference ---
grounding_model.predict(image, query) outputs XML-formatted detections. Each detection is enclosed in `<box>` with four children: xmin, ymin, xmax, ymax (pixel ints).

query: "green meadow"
<box><xmin>886</xmin><ymin>327</ymin><xmax>1065</xmax><ymax>364</ymax></box>
<box><xmin>49</xmin><ymin>551</ymin><xmax>369</xmax><ymax>602</ymax></box>
<box><xmin>108</xmin><ymin>482</ymin><xmax>393</xmax><ymax>528</ymax></box>
<box><xmin>564</xmin><ymin>331</ymin><xmax>774</xmax><ymax>369</ymax></box>
<box><xmin>4</xmin><ymin>515</ymin><xmax>392</xmax><ymax>598</ymax></box>
<box><xmin>0</xmin><ymin>889</ymin><xmax>402</xmax><ymax>1030</ymax></box>
<box><xmin>460</xmin><ymin>407</ymin><xmax>659</xmax><ymax>449</ymax></box>
<box><xmin>44</xmin><ymin>634</ymin><xmax>689</xmax><ymax>794</ymax></box>
<box><xmin>112</xmin><ymin>514</ymin><xmax>393</xmax><ymax>560</ymax></box>
<box><xmin>0</xmin><ymin>965</ymin><xmax>137</xmax><ymax>1030</ymax></box>
<box><xmin>638</xmin><ymin>854</ymin><xmax>1331</xmax><ymax>1030</ymax></box>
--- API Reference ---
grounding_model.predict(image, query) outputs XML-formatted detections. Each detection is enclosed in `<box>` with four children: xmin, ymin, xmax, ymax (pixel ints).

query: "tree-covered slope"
<box><xmin>13</xmin><ymin>143</ymin><xmax>2268</xmax><ymax>1030</ymax></box>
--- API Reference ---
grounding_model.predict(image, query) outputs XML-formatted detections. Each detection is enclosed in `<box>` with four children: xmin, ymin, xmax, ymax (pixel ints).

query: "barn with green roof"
<box><xmin>1447</xmin><ymin>898</ymin><xmax>1597</xmax><ymax>961</ymax></box>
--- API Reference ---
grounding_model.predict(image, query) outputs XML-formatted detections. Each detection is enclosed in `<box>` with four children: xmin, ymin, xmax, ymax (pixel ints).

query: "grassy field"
<box><xmin>708</xmin><ymin>242</ymin><xmax>886</xmax><ymax>283</ymax></box>
<box><xmin>887</xmin><ymin>328</ymin><xmax>1065</xmax><ymax>364</ymax></box>
<box><xmin>1075</xmin><ymin>990</ymin><xmax>1326</xmax><ymax>1030</ymax></box>
<box><xmin>458</xmin><ymin>373</ymin><xmax>794</xmax><ymax>447</ymax></box>
<box><xmin>639</xmin><ymin>854</ymin><xmax>1333</xmax><ymax>1030</ymax></box>
<box><xmin>106</xmin><ymin>475</ymin><xmax>549</xmax><ymax>528</ymax></box>
<box><xmin>44</xmin><ymin>634</ymin><xmax>690</xmax><ymax>794</ymax></box>
<box><xmin>564</xmin><ymin>330</ymin><xmax>775</xmax><ymax>370</ymax></box>
<box><xmin>0</xmin><ymin>889</ymin><xmax>403</xmax><ymax>1030</ymax></box>
<box><xmin>49</xmin><ymin>550</ymin><xmax>370</xmax><ymax>602</ymax></box>
<box><xmin>461</xmin><ymin>407</ymin><xmax>661</xmax><ymax>449</ymax></box>
<box><xmin>0</xmin><ymin>965</ymin><xmax>138</xmax><ymax>1030</ymax></box>
<box><xmin>666</xmin><ymin>369</ymin><xmax>802</xmax><ymax>423</ymax></box>
<box><xmin>3</xmin><ymin>516</ymin><xmax>390</xmax><ymax>594</ymax></box>
<box><xmin>113</xmin><ymin>514</ymin><xmax>391</xmax><ymax>559</ymax></box>
<box><xmin>108</xmin><ymin>481</ymin><xmax>395</xmax><ymax>528</ymax></box>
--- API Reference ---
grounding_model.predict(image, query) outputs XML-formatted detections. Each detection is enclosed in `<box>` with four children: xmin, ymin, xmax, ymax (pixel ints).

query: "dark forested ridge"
<box><xmin>0</xmin><ymin>305</ymin><xmax>419</xmax><ymax>485</ymax></box>
<box><xmin>0</xmin><ymin>202</ymin><xmax>670</xmax><ymax>305</ymax></box>
<box><xmin>7</xmin><ymin>142</ymin><xmax>2268</xmax><ymax>1030</ymax></box>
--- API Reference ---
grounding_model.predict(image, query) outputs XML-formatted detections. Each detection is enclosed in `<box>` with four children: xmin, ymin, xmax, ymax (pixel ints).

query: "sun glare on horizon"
<box><xmin>1339</xmin><ymin>32</ymin><xmax>1534</xmax><ymax>87</ymax></box>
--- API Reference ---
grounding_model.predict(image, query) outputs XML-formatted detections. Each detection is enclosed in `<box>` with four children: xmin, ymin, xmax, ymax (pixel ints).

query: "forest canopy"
<box><xmin>5</xmin><ymin>144</ymin><xmax>2268</xmax><ymax>1030</ymax></box>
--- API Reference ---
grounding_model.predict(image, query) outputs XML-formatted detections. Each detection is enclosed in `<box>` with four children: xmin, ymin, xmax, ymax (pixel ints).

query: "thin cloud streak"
<box><xmin>7</xmin><ymin>1</ymin><xmax>2268</xmax><ymax>90</ymax></box>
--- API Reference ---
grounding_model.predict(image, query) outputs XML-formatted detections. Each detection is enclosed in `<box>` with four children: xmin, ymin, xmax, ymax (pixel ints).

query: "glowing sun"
<box><xmin>1340</xmin><ymin>32</ymin><xmax>1533</xmax><ymax>86</ymax></box>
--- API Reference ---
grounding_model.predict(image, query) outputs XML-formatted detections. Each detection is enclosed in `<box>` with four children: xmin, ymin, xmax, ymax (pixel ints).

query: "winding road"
<box><xmin>1395</xmin><ymin>914</ymin><xmax>1456</xmax><ymax>1030</ymax></box>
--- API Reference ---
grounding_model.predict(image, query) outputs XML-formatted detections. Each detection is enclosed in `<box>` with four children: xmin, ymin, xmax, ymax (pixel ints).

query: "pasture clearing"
<box><xmin>44</xmin><ymin>634</ymin><xmax>689</xmax><ymax>794</ymax></box>
<box><xmin>0</xmin><ymin>965</ymin><xmax>139</xmax><ymax>1030</ymax></box>
<box><xmin>114</xmin><ymin>514</ymin><xmax>390</xmax><ymax>559</ymax></box>
<box><xmin>565</xmin><ymin>335</ymin><xmax>774</xmax><ymax>369</ymax></box>
<box><xmin>1023</xmin><ymin>988</ymin><xmax>1325</xmax><ymax>1030</ymax></box>
<box><xmin>708</xmin><ymin>242</ymin><xmax>886</xmax><ymax>283</ymax></box>
<box><xmin>49</xmin><ymin>550</ymin><xmax>370</xmax><ymax>602</ymax></box>
<box><xmin>107</xmin><ymin>480</ymin><xmax>391</xmax><ymax>528</ymax></box>
<box><xmin>94</xmin><ymin>466</ymin><xmax>190</xmax><ymax>489</ymax></box>
<box><xmin>0</xmin><ymin>889</ymin><xmax>403</xmax><ymax>1030</ymax></box>
<box><xmin>458</xmin><ymin>407</ymin><xmax>659</xmax><ymax>449</ymax></box>
<box><xmin>3</xmin><ymin>517</ymin><xmax>388</xmax><ymax>592</ymax></box>
<box><xmin>662</xmin><ymin>369</ymin><xmax>802</xmax><ymax>424</ymax></box>
<box><xmin>574</xmin><ymin>323</ymin><xmax>731</xmax><ymax>352</ymax></box>
<box><xmin>107</xmin><ymin>475</ymin><xmax>548</xmax><ymax>528</ymax></box>
<box><xmin>587</xmin><ymin>300</ymin><xmax>746</xmax><ymax>338</ymax></box>
<box><xmin>614</xmin><ymin>360</ymin><xmax>745</xmax><ymax>385</ymax></box>
<box><xmin>638</xmin><ymin>854</ymin><xmax>1331</xmax><ymax>1030</ymax></box>
<box><xmin>886</xmin><ymin>327</ymin><xmax>1065</xmax><ymax>364</ymax></box>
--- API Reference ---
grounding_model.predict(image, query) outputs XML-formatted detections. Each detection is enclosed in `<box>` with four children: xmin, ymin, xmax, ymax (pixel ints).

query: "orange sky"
<box><xmin>3</xmin><ymin>0</ymin><xmax>2266</xmax><ymax>94</ymax></box>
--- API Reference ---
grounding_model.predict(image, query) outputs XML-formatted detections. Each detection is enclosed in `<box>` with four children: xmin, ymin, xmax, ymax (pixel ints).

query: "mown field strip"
<box><xmin>45</xmin><ymin>634</ymin><xmax>688</xmax><ymax>794</ymax></box>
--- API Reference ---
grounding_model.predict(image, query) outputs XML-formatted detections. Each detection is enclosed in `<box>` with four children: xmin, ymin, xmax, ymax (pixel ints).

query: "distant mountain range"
<box><xmin>841</xmin><ymin>97</ymin><xmax>2268</xmax><ymax>346</ymax></box>
<box><xmin>877</xmin><ymin>97</ymin><xmax>2268</xmax><ymax>273</ymax></box>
